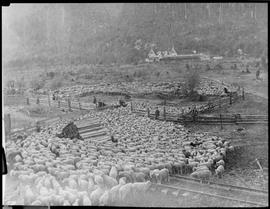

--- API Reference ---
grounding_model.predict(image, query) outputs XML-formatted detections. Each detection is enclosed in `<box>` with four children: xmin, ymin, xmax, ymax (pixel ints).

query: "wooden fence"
<box><xmin>27</xmin><ymin>96</ymin><xmax>95</xmax><ymax>111</ymax></box>
<box><xmin>5</xmin><ymin>116</ymin><xmax>61</xmax><ymax>136</ymax></box>
<box><xmin>132</xmin><ymin>91</ymin><xmax>242</xmax><ymax>117</ymax></box>
<box><xmin>131</xmin><ymin>89</ymin><xmax>268</xmax><ymax>125</ymax></box>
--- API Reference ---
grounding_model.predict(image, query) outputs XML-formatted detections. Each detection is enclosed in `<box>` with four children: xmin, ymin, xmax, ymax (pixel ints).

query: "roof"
<box><xmin>148</xmin><ymin>49</ymin><xmax>157</xmax><ymax>58</ymax></box>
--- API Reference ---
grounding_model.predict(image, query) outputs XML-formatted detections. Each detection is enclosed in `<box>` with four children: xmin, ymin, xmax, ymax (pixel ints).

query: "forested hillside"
<box><xmin>2</xmin><ymin>3</ymin><xmax>268</xmax><ymax>68</ymax></box>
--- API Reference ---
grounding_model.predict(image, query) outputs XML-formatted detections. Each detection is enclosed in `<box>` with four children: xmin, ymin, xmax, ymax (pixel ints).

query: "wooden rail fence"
<box><xmin>131</xmin><ymin>91</ymin><xmax>268</xmax><ymax>126</ymax></box>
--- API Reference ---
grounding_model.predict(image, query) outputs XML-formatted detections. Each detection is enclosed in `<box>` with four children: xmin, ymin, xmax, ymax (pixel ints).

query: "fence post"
<box><xmin>220</xmin><ymin>114</ymin><xmax>223</xmax><ymax>130</ymax></box>
<box><xmin>242</xmin><ymin>88</ymin><xmax>245</xmax><ymax>100</ymax></box>
<box><xmin>4</xmin><ymin>114</ymin><xmax>11</xmax><ymax>136</ymax></box>
<box><xmin>26</xmin><ymin>97</ymin><xmax>30</xmax><ymax>105</ymax></box>
<box><xmin>147</xmin><ymin>108</ymin><xmax>150</xmax><ymax>117</ymax></box>
<box><xmin>68</xmin><ymin>98</ymin><xmax>71</xmax><ymax>111</ymax></box>
<box><xmin>48</xmin><ymin>94</ymin><xmax>51</xmax><ymax>107</ymax></box>
<box><xmin>219</xmin><ymin>98</ymin><xmax>221</xmax><ymax>109</ymax></box>
<box><xmin>229</xmin><ymin>93</ymin><xmax>232</xmax><ymax>105</ymax></box>
<box><xmin>36</xmin><ymin>121</ymin><xmax>41</xmax><ymax>132</ymax></box>
<box><xmin>163</xmin><ymin>106</ymin><xmax>166</xmax><ymax>121</ymax></box>
<box><xmin>131</xmin><ymin>102</ymin><xmax>133</xmax><ymax>112</ymax></box>
<box><xmin>78</xmin><ymin>99</ymin><xmax>82</xmax><ymax>111</ymax></box>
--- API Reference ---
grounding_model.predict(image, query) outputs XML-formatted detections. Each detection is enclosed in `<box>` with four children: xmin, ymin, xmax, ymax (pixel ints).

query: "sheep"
<box><xmin>190</xmin><ymin>169</ymin><xmax>212</xmax><ymax>183</ymax></box>
<box><xmin>68</xmin><ymin>178</ymin><xmax>78</xmax><ymax>190</ymax></box>
<box><xmin>117</xmin><ymin>171</ymin><xmax>134</xmax><ymax>183</ymax></box>
<box><xmin>24</xmin><ymin>185</ymin><xmax>35</xmax><ymax>205</ymax></box>
<box><xmin>173</xmin><ymin>161</ymin><xmax>186</xmax><ymax>174</ymax></box>
<box><xmin>212</xmin><ymin>153</ymin><xmax>224</xmax><ymax>163</ymax></box>
<box><xmin>31</xmin><ymin>200</ymin><xmax>42</xmax><ymax>205</ymax></box>
<box><xmin>138</xmin><ymin>167</ymin><xmax>150</xmax><ymax>178</ymax></box>
<box><xmin>64</xmin><ymin>186</ymin><xmax>79</xmax><ymax>203</ymax></box>
<box><xmin>216</xmin><ymin>159</ymin><xmax>225</xmax><ymax>167</ymax></box>
<box><xmin>186</xmin><ymin>161</ymin><xmax>198</xmax><ymax>174</ymax></box>
<box><xmin>82</xmin><ymin>194</ymin><xmax>92</xmax><ymax>205</ymax></box>
<box><xmin>39</xmin><ymin>186</ymin><xmax>50</xmax><ymax>196</ymax></box>
<box><xmin>227</xmin><ymin>145</ymin><xmax>234</xmax><ymax>152</ymax></box>
<box><xmin>63</xmin><ymin>200</ymin><xmax>71</xmax><ymax>206</ymax></box>
<box><xmin>119</xmin><ymin>182</ymin><xmax>133</xmax><ymax>202</ymax></box>
<box><xmin>109</xmin><ymin>177</ymin><xmax>126</xmax><ymax>203</ymax></box>
<box><xmin>78</xmin><ymin>178</ymin><xmax>89</xmax><ymax>191</ymax></box>
<box><xmin>72</xmin><ymin>199</ymin><xmax>80</xmax><ymax>206</ymax></box>
<box><xmin>163</xmin><ymin>163</ymin><xmax>173</xmax><ymax>174</ymax></box>
<box><xmin>102</xmin><ymin>174</ymin><xmax>118</xmax><ymax>189</ymax></box>
<box><xmin>199</xmin><ymin>159</ymin><xmax>214</xmax><ymax>170</ymax></box>
<box><xmin>150</xmin><ymin>169</ymin><xmax>160</xmax><ymax>183</ymax></box>
<box><xmin>94</xmin><ymin>174</ymin><xmax>104</xmax><ymax>185</ymax></box>
<box><xmin>90</xmin><ymin>186</ymin><xmax>105</xmax><ymax>205</ymax></box>
<box><xmin>157</xmin><ymin>168</ymin><xmax>169</xmax><ymax>184</ymax></box>
<box><xmin>99</xmin><ymin>190</ymin><xmax>110</xmax><ymax>206</ymax></box>
<box><xmin>133</xmin><ymin>172</ymin><xmax>147</xmax><ymax>182</ymax></box>
<box><xmin>109</xmin><ymin>166</ymin><xmax>118</xmax><ymax>179</ymax></box>
<box><xmin>215</xmin><ymin>165</ymin><xmax>225</xmax><ymax>178</ymax></box>
<box><xmin>132</xmin><ymin>180</ymin><xmax>152</xmax><ymax>196</ymax></box>
<box><xmin>192</xmin><ymin>165</ymin><xmax>209</xmax><ymax>172</ymax></box>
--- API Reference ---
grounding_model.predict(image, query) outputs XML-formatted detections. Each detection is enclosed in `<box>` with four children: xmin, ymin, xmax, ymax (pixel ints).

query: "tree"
<box><xmin>184</xmin><ymin>67</ymin><xmax>200</xmax><ymax>95</ymax></box>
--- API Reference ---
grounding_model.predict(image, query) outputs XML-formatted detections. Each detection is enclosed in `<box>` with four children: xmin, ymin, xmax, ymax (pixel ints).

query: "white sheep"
<box><xmin>118</xmin><ymin>182</ymin><xmax>133</xmax><ymax>202</ymax></box>
<box><xmin>78</xmin><ymin>178</ymin><xmax>89</xmax><ymax>191</ymax></box>
<box><xmin>192</xmin><ymin>165</ymin><xmax>209</xmax><ymax>172</ymax></box>
<box><xmin>216</xmin><ymin>159</ymin><xmax>225</xmax><ymax>167</ymax></box>
<box><xmin>63</xmin><ymin>200</ymin><xmax>71</xmax><ymax>206</ymax></box>
<box><xmin>68</xmin><ymin>178</ymin><xmax>78</xmax><ymax>189</ymax></box>
<box><xmin>190</xmin><ymin>169</ymin><xmax>212</xmax><ymax>183</ymax></box>
<box><xmin>90</xmin><ymin>186</ymin><xmax>106</xmax><ymax>205</ymax></box>
<box><xmin>157</xmin><ymin>168</ymin><xmax>169</xmax><ymax>184</ymax></box>
<box><xmin>132</xmin><ymin>181</ymin><xmax>152</xmax><ymax>197</ymax></box>
<box><xmin>109</xmin><ymin>166</ymin><xmax>118</xmax><ymax>179</ymax></box>
<box><xmin>150</xmin><ymin>169</ymin><xmax>160</xmax><ymax>183</ymax></box>
<box><xmin>72</xmin><ymin>199</ymin><xmax>80</xmax><ymax>206</ymax></box>
<box><xmin>102</xmin><ymin>174</ymin><xmax>118</xmax><ymax>189</ymax></box>
<box><xmin>24</xmin><ymin>185</ymin><xmax>35</xmax><ymax>205</ymax></box>
<box><xmin>31</xmin><ymin>200</ymin><xmax>42</xmax><ymax>205</ymax></box>
<box><xmin>99</xmin><ymin>190</ymin><xmax>110</xmax><ymax>206</ymax></box>
<box><xmin>215</xmin><ymin>165</ymin><xmax>225</xmax><ymax>178</ymax></box>
<box><xmin>109</xmin><ymin>177</ymin><xmax>126</xmax><ymax>203</ymax></box>
<box><xmin>82</xmin><ymin>194</ymin><xmax>92</xmax><ymax>205</ymax></box>
<box><xmin>64</xmin><ymin>186</ymin><xmax>79</xmax><ymax>203</ymax></box>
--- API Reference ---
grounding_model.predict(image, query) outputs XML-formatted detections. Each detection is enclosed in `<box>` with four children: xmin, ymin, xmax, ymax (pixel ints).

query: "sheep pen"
<box><xmin>4</xmin><ymin>105</ymin><xmax>234</xmax><ymax>206</ymax></box>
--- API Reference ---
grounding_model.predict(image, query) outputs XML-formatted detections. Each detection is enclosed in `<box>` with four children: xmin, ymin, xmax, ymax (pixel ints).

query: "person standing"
<box><xmin>93</xmin><ymin>96</ymin><xmax>97</xmax><ymax>107</ymax></box>
<box><xmin>256</xmin><ymin>68</ymin><xmax>260</xmax><ymax>80</ymax></box>
<box><xmin>192</xmin><ymin>105</ymin><xmax>198</xmax><ymax>122</ymax></box>
<box><xmin>155</xmin><ymin>107</ymin><xmax>160</xmax><ymax>120</ymax></box>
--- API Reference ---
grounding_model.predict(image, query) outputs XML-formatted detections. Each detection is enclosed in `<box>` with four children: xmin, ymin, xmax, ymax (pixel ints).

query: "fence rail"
<box><xmin>131</xmin><ymin>90</ymin><xmax>268</xmax><ymax>125</ymax></box>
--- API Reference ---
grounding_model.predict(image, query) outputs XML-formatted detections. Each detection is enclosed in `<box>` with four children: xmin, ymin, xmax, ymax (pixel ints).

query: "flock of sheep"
<box><xmin>51</xmin><ymin>78</ymin><xmax>236</xmax><ymax>101</ymax></box>
<box><xmin>5</xmin><ymin>104</ymin><xmax>233</xmax><ymax>206</ymax></box>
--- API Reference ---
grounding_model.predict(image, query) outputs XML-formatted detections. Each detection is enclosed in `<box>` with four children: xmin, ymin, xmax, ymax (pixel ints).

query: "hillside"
<box><xmin>2</xmin><ymin>3</ymin><xmax>268</xmax><ymax>68</ymax></box>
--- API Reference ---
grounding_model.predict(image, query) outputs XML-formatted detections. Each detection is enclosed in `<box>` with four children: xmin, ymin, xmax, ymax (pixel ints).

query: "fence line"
<box><xmin>131</xmin><ymin>91</ymin><xmax>268</xmax><ymax>125</ymax></box>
